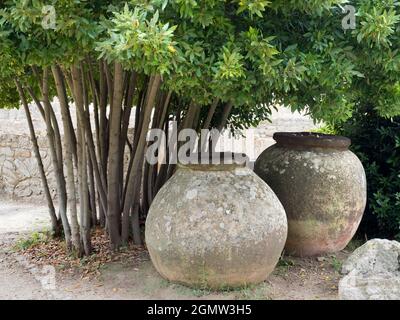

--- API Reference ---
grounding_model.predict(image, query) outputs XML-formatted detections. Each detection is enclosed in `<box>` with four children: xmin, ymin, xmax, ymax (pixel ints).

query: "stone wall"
<box><xmin>0</xmin><ymin>134</ymin><xmax>55</xmax><ymax>199</ymax></box>
<box><xmin>0</xmin><ymin>104</ymin><xmax>319</xmax><ymax>200</ymax></box>
<box><xmin>0</xmin><ymin>105</ymin><xmax>58</xmax><ymax>200</ymax></box>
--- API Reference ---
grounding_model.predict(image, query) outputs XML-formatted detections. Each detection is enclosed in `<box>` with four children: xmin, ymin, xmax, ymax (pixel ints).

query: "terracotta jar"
<box><xmin>145</xmin><ymin>153</ymin><xmax>287</xmax><ymax>289</ymax></box>
<box><xmin>254</xmin><ymin>133</ymin><xmax>367</xmax><ymax>257</ymax></box>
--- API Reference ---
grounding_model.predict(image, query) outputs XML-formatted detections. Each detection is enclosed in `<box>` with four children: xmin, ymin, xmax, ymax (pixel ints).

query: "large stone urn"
<box><xmin>145</xmin><ymin>153</ymin><xmax>288</xmax><ymax>289</ymax></box>
<box><xmin>254</xmin><ymin>132</ymin><xmax>367</xmax><ymax>257</ymax></box>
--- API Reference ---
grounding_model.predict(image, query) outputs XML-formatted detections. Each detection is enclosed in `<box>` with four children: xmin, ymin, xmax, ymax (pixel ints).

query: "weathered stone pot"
<box><xmin>254</xmin><ymin>132</ymin><xmax>367</xmax><ymax>257</ymax></box>
<box><xmin>145</xmin><ymin>153</ymin><xmax>288</xmax><ymax>289</ymax></box>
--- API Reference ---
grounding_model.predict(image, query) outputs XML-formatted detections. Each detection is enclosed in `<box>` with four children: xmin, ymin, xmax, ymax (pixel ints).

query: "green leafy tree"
<box><xmin>1</xmin><ymin>0</ymin><xmax>400</xmax><ymax>253</ymax></box>
<box><xmin>334</xmin><ymin>107</ymin><xmax>400</xmax><ymax>241</ymax></box>
<box><xmin>332</xmin><ymin>0</ymin><xmax>400</xmax><ymax>240</ymax></box>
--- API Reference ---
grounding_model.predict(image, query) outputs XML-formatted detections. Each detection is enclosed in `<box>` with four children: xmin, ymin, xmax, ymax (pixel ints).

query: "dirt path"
<box><xmin>0</xmin><ymin>233</ymin><xmax>53</xmax><ymax>299</ymax></box>
<box><xmin>0</xmin><ymin>200</ymin><xmax>51</xmax><ymax>234</ymax></box>
<box><xmin>0</xmin><ymin>201</ymin><xmax>347</xmax><ymax>300</ymax></box>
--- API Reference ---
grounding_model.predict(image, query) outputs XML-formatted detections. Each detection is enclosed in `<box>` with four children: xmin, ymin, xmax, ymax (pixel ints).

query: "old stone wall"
<box><xmin>0</xmin><ymin>104</ymin><xmax>318</xmax><ymax>201</ymax></box>
<box><xmin>0</xmin><ymin>105</ymin><xmax>58</xmax><ymax>200</ymax></box>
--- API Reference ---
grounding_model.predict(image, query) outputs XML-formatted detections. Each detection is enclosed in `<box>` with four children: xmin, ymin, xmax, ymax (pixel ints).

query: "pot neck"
<box><xmin>177</xmin><ymin>152</ymin><xmax>248</xmax><ymax>171</ymax></box>
<box><xmin>273</xmin><ymin>132</ymin><xmax>351</xmax><ymax>150</ymax></box>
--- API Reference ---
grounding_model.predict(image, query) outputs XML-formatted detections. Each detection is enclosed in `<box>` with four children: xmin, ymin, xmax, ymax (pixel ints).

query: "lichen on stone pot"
<box><xmin>145</xmin><ymin>153</ymin><xmax>288</xmax><ymax>289</ymax></box>
<box><xmin>254</xmin><ymin>132</ymin><xmax>367</xmax><ymax>257</ymax></box>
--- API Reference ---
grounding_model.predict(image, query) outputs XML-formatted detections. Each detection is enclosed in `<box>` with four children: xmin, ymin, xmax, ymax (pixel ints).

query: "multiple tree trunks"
<box><xmin>15</xmin><ymin>58</ymin><xmax>234</xmax><ymax>255</ymax></box>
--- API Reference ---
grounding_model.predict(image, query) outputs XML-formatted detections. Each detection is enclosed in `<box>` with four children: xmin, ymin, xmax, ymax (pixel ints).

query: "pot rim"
<box><xmin>178</xmin><ymin>152</ymin><xmax>248</xmax><ymax>171</ymax></box>
<box><xmin>273</xmin><ymin>132</ymin><xmax>351</xmax><ymax>150</ymax></box>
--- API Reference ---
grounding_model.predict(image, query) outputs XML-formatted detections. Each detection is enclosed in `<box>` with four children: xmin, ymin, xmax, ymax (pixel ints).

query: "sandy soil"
<box><xmin>0</xmin><ymin>201</ymin><xmax>348</xmax><ymax>300</ymax></box>
<box><xmin>0</xmin><ymin>200</ymin><xmax>50</xmax><ymax>234</ymax></box>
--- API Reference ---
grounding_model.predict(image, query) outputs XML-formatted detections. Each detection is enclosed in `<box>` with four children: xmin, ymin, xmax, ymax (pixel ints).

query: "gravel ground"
<box><xmin>0</xmin><ymin>200</ymin><xmax>50</xmax><ymax>234</ymax></box>
<box><xmin>0</xmin><ymin>201</ymin><xmax>346</xmax><ymax>300</ymax></box>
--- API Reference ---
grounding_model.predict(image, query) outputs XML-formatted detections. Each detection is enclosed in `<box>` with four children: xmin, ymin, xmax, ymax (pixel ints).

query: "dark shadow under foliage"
<box><xmin>337</xmin><ymin>106</ymin><xmax>400</xmax><ymax>241</ymax></box>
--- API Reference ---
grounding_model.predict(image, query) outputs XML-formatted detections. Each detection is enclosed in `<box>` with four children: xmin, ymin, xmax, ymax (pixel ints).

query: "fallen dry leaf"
<box><xmin>18</xmin><ymin>227</ymin><xmax>146</xmax><ymax>281</ymax></box>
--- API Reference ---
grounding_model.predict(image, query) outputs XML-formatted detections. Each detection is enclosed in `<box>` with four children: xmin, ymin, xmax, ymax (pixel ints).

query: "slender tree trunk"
<box><xmin>82</xmin><ymin>64</ymin><xmax>98</xmax><ymax>227</ymax></box>
<box><xmin>122</xmin><ymin>74</ymin><xmax>161</xmax><ymax>245</ymax></box>
<box><xmin>99</xmin><ymin>60</ymin><xmax>109</xmax><ymax>177</ymax></box>
<box><xmin>131</xmin><ymin>203</ymin><xmax>141</xmax><ymax>245</ymax></box>
<box><xmin>182</xmin><ymin>101</ymin><xmax>199</xmax><ymax>131</ymax></box>
<box><xmin>41</xmin><ymin>68</ymin><xmax>74</xmax><ymax>245</ymax></box>
<box><xmin>119</xmin><ymin>72</ymin><xmax>137</xmax><ymax>203</ymax></box>
<box><xmin>200</xmin><ymin>98</ymin><xmax>219</xmax><ymax>151</ymax></box>
<box><xmin>210</xmin><ymin>101</ymin><xmax>234</xmax><ymax>152</ymax></box>
<box><xmin>88</xmin><ymin>153</ymin><xmax>97</xmax><ymax>227</ymax></box>
<box><xmin>152</xmin><ymin>92</ymin><xmax>172</xmax><ymax>195</ymax></box>
<box><xmin>26</xmin><ymin>83</ymin><xmax>65</xmax><ymax>174</ymax></box>
<box><xmin>217</xmin><ymin>101</ymin><xmax>233</xmax><ymax>132</ymax></box>
<box><xmin>80</xmin><ymin>137</ymin><xmax>92</xmax><ymax>255</ymax></box>
<box><xmin>122</xmin><ymin>87</ymin><xmax>146</xmax><ymax>207</ymax></box>
<box><xmin>74</xmin><ymin>68</ymin><xmax>108</xmax><ymax>214</ymax></box>
<box><xmin>48</xmin><ymin>104</ymin><xmax>64</xmax><ymax>172</ymax></box>
<box><xmin>78</xmin><ymin>128</ymin><xmax>91</xmax><ymax>256</ymax></box>
<box><xmin>107</xmin><ymin>62</ymin><xmax>125</xmax><ymax>250</ymax></box>
<box><xmin>143</xmin><ymin>91</ymin><xmax>170</xmax><ymax>209</ymax></box>
<box><xmin>51</xmin><ymin>65</ymin><xmax>80</xmax><ymax>253</ymax></box>
<box><xmin>40</xmin><ymin>69</ymin><xmax>70</xmax><ymax>236</ymax></box>
<box><xmin>71</xmin><ymin>64</ymin><xmax>93</xmax><ymax>256</ymax></box>
<box><xmin>154</xmin><ymin>118</ymin><xmax>170</xmax><ymax>194</ymax></box>
<box><xmin>15</xmin><ymin>80</ymin><xmax>62</xmax><ymax>239</ymax></box>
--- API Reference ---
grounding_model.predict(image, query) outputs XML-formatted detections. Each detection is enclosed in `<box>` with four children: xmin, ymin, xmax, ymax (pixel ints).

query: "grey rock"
<box><xmin>339</xmin><ymin>239</ymin><xmax>400</xmax><ymax>300</ymax></box>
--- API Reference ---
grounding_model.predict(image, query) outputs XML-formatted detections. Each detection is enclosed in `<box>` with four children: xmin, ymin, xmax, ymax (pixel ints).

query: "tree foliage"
<box><xmin>335</xmin><ymin>107</ymin><xmax>400</xmax><ymax>241</ymax></box>
<box><xmin>1</xmin><ymin>0</ymin><xmax>400</xmax><ymax>252</ymax></box>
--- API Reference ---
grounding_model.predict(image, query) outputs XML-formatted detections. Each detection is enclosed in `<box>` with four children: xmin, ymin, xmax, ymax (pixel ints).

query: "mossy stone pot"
<box><xmin>145</xmin><ymin>155</ymin><xmax>288</xmax><ymax>289</ymax></box>
<box><xmin>254</xmin><ymin>132</ymin><xmax>367</xmax><ymax>257</ymax></box>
